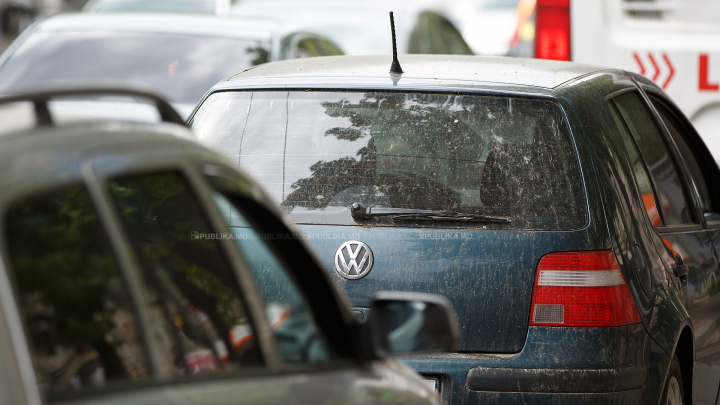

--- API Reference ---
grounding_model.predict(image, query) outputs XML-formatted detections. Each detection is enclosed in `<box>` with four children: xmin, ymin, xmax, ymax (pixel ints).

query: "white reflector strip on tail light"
<box><xmin>537</xmin><ymin>270</ymin><xmax>625</xmax><ymax>287</ymax></box>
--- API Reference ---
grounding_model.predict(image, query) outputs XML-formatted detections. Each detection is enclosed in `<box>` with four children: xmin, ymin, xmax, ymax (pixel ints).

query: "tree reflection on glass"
<box><xmin>6</xmin><ymin>186</ymin><xmax>148</xmax><ymax>393</ymax></box>
<box><xmin>109</xmin><ymin>172</ymin><xmax>262</xmax><ymax>375</ymax></box>
<box><xmin>283</xmin><ymin>92</ymin><xmax>466</xmax><ymax>212</ymax></box>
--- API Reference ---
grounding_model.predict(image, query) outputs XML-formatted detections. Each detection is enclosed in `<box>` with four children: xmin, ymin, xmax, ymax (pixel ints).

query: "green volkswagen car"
<box><xmin>189</xmin><ymin>54</ymin><xmax>720</xmax><ymax>405</ymax></box>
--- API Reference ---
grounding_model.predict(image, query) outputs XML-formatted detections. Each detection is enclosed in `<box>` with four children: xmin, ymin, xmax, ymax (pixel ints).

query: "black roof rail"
<box><xmin>0</xmin><ymin>84</ymin><xmax>185</xmax><ymax>127</ymax></box>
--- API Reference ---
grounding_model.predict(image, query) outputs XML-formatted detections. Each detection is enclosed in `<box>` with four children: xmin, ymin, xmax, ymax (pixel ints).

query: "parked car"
<box><xmin>0</xmin><ymin>13</ymin><xmax>342</xmax><ymax>118</ymax></box>
<box><xmin>0</xmin><ymin>86</ymin><xmax>458</xmax><ymax>405</ymax></box>
<box><xmin>442</xmin><ymin>0</ymin><xmax>519</xmax><ymax>56</ymax></box>
<box><xmin>0</xmin><ymin>0</ymin><xmax>35</xmax><ymax>37</ymax></box>
<box><xmin>231</xmin><ymin>0</ymin><xmax>473</xmax><ymax>56</ymax></box>
<box><xmin>84</xmin><ymin>0</ymin><xmax>234</xmax><ymax>15</ymax></box>
<box><xmin>189</xmin><ymin>54</ymin><xmax>720</xmax><ymax>405</ymax></box>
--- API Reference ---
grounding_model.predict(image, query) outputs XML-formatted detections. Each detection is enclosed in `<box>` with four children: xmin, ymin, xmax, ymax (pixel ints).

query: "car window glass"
<box><xmin>5</xmin><ymin>185</ymin><xmax>151</xmax><ymax>398</ymax></box>
<box><xmin>612</xmin><ymin>91</ymin><xmax>694</xmax><ymax>225</ymax></box>
<box><xmin>192</xmin><ymin>91</ymin><xmax>587</xmax><ymax>231</ymax></box>
<box><xmin>408</xmin><ymin>12</ymin><xmax>473</xmax><ymax>55</ymax></box>
<box><xmin>424</xmin><ymin>14</ymin><xmax>450</xmax><ymax>54</ymax></box>
<box><xmin>650</xmin><ymin>97</ymin><xmax>714</xmax><ymax>215</ymax></box>
<box><xmin>426</xmin><ymin>13</ymin><xmax>473</xmax><ymax>55</ymax></box>
<box><xmin>609</xmin><ymin>103</ymin><xmax>663</xmax><ymax>226</ymax></box>
<box><xmin>209</xmin><ymin>188</ymin><xmax>334</xmax><ymax>364</ymax></box>
<box><xmin>315</xmin><ymin>38</ymin><xmax>344</xmax><ymax>56</ymax></box>
<box><xmin>108</xmin><ymin>172</ymin><xmax>263</xmax><ymax>378</ymax></box>
<box><xmin>0</xmin><ymin>31</ymin><xmax>271</xmax><ymax>104</ymax></box>
<box><xmin>295</xmin><ymin>38</ymin><xmax>322</xmax><ymax>59</ymax></box>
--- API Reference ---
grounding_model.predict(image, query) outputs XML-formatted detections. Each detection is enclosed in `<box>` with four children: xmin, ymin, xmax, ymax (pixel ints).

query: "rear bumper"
<box><xmin>402</xmin><ymin>324</ymin><xmax>668</xmax><ymax>405</ymax></box>
<box><xmin>466</xmin><ymin>365</ymin><xmax>647</xmax><ymax>393</ymax></box>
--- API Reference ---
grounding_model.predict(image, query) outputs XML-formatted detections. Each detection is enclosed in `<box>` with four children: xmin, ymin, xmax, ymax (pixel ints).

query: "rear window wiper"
<box><xmin>350</xmin><ymin>203</ymin><xmax>510</xmax><ymax>223</ymax></box>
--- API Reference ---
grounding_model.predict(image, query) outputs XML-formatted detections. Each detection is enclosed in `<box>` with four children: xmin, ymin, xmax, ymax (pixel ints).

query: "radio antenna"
<box><xmin>389</xmin><ymin>11</ymin><xmax>403</xmax><ymax>74</ymax></box>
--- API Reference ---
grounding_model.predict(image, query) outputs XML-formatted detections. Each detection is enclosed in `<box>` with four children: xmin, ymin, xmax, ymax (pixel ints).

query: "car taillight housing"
<box><xmin>529</xmin><ymin>251</ymin><xmax>641</xmax><ymax>327</ymax></box>
<box><xmin>535</xmin><ymin>0</ymin><xmax>571</xmax><ymax>61</ymax></box>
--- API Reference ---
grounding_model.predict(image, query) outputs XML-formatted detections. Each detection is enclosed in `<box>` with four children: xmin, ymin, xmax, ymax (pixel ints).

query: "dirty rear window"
<box><xmin>192</xmin><ymin>91</ymin><xmax>587</xmax><ymax>230</ymax></box>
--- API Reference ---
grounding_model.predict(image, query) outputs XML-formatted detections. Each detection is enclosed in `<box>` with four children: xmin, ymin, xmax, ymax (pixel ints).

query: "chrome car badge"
<box><xmin>334</xmin><ymin>240</ymin><xmax>374</xmax><ymax>280</ymax></box>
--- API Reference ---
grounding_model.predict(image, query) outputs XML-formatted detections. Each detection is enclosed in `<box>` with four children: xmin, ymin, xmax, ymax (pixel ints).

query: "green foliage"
<box><xmin>111</xmin><ymin>173</ymin><xmax>247</xmax><ymax>332</ymax></box>
<box><xmin>283</xmin><ymin>92</ymin><xmax>471</xmax><ymax>211</ymax></box>
<box><xmin>7</xmin><ymin>186</ymin><xmax>125</xmax><ymax>355</ymax></box>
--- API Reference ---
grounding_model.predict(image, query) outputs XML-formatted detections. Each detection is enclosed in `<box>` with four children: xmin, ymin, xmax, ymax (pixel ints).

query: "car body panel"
<box><xmin>56</xmin><ymin>360</ymin><xmax>434</xmax><ymax>405</ymax></box>
<box><xmin>0</xmin><ymin>117</ymin><xmax>443</xmax><ymax>405</ymax></box>
<box><xmin>219</xmin><ymin>54</ymin><xmax>604</xmax><ymax>90</ymax></box>
<box><xmin>402</xmin><ymin>324</ymin><xmax>656</xmax><ymax>404</ymax></box>
<box><xmin>562</xmin><ymin>71</ymin><xmax>693</xmax><ymax>360</ymax></box>
<box><xmin>295</xmin><ymin>224</ymin><xmax>605</xmax><ymax>353</ymax></box>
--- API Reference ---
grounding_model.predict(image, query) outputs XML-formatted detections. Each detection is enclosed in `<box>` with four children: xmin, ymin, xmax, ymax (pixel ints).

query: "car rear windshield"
<box><xmin>0</xmin><ymin>31</ymin><xmax>269</xmax><ymax>104</ymax></box>
<box><xmin>192</xmin><ymin>91</ymin><xmax>587</xmax><ymax>230</ymax></box>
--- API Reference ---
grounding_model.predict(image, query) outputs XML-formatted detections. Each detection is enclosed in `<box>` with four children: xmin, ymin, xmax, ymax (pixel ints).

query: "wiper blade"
<box><xmin>391</xmin><ymin>213</ymin><xmax>511</xmax><ymax>223</ymax></box>
<box><xmin>350</xmin><ymin>203</ymin><xmax>510</xmax><ymax>223</ymax></box>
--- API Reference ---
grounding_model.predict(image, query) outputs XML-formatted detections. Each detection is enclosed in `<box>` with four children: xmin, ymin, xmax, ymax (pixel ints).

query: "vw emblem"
<box><xmin>334</xmin><ymin>240</ymin><xmax>374</xmax><ymax>280</ymax></box>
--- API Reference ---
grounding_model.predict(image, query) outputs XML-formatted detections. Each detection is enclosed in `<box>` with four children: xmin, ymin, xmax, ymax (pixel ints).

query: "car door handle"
<box><xmin>673</xmin><ymin>254</ymin><xmax>689</xmax><ymax>278</ymax></box>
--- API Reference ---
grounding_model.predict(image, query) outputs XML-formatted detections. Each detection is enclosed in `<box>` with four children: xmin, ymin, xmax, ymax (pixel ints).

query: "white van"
<box><xmin>519</xmin><ymin>0</ymin><xmax>720</xmax><ymax>159</ymax></box>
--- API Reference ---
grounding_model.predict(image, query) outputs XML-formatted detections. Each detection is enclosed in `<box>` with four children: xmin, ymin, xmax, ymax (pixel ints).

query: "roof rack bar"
<box><xmin>0</xmin><ymin>85</ymin><xmax>185</xmax><ymax>126</ymax></box>
<box><xmin>32</xmin><ymin>100</ymin><xmax>53</xmax><ymax>127</ymax></box>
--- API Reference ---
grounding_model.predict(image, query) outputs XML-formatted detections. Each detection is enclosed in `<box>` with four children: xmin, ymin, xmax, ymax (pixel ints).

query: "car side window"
<box><xmin>612</xmin><ymin>91</ymin><xmax>695</xmax><ymax>226</ymax></box>
<box><xmin>295</xmin><ymin>38</ymin><xmax>322</xmax><ymax>59</ymax></box>
<box><xmin>609</xmin><ymin>102</ymin><xmax>663</xmax><ymax>226</ymax></box>
<box><xmin>314</xmin><ymin>38</ymin><xmax>344</xmax><ymax>57</ymax></box>
<box><xmin>428</xmin><ymin>13</ymin><xmax>474</xmax><ymax>55</ymax></box>
<box><xmin>4</xmin><ymin>185</ymin><xmax>151</xmax><ymax>398</ymax></box>
<box><xmin>409</xmin><ymin>12</ymin><xmax>473</xmax><ymax>55</ymax></box>
<box><xmin>107</xmin><ymin>172</ymin><xmax>263</xmax><ymax>378</ymax></box>
<box><xmin>290</xmin><ymin>36</ymin><xmax>343</xmax><ymax>59</ymax></box>
<box><xmin>649</xmin><ymin>95</ymin><xmax>720</xmax><ymax>222</ymax></box>
<box><xmin>207</xmin><ymin>176</ymin><xmax>336</xmax><ymax>364</ymax></box>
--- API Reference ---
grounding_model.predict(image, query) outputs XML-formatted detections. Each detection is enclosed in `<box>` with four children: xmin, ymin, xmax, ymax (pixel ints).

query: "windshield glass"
<box><xmin>192</xmin><ymin>91</ymin><xmax>587</xmax><ymax>230</ymax></box>
<box><xmin>93</xmin><ymin>0</ymin><xmax>216</xmax><ymax>13</ymax></box>
<box><xmin>0</xmin><ymin>31</ymin><xmax>269</xmax><ymax>104</ymax></box>
<box><xmin>481</xmin><ymin>0</ymin><xmax>519</xmax><ymax>9</ymax></box>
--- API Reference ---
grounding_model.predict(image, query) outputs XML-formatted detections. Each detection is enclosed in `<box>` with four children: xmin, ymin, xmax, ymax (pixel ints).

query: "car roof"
<box><xmin>0</xmin><ymin>119</ymin><xmax>283</xmax><ymax>219</ymax></box>
<box><xmin>0</xmin><ymin>121</ymin><xmax>226</xmax><ymax>193</ymax></box>
<box><xmin>32</xmin><ymin>12</ymin><xmax>282</xmax><ymax>40</ymax></box>
<box><xmin>217</xmin><ymin>54</ymin><xmax>608</xmax><ymax>91</ymax></box>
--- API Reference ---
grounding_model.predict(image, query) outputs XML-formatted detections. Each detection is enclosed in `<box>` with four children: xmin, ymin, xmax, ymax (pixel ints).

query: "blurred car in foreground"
<box><xmin>0</xmin><ymin>86</ymin><xmax>457</xmax><ymax>405</ymax></box>
<box><xmin>190</xmin><ymin>54</ymin><xmax>720</xmax><ymax>404</ymax></box>
<box><xmin>84</xmin><ymin>0</ymin><xmax>233</xmax><ymax>15</ymax></box>
<box><xmin>232</xmin><ymin>0</ymin><xmax>472</xmax><ymax>56</ymax></box>
<box><xmin>0</xmin><ymin>12</ymin><xmax>342</xmax><ymax>118</ymax></box>
<box><xmin>0</xmin><ymin>0</ymin><xmax>35</xmax><ymax>37</ymax></box>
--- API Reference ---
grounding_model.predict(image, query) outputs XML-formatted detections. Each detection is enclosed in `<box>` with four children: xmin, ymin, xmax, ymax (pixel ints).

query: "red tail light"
<box><xmin>529</xmin><ymin>251</ymin><xmax>641</xmax><ymax>327</ymax></box>
<box><xmin>535</xmin><ymin>0</ymin><xmax>571</xmax><ymax>61</ymax></box>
